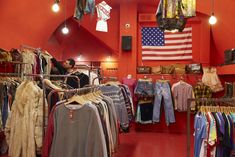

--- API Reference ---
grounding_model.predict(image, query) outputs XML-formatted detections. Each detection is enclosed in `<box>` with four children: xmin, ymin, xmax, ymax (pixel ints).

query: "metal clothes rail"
<box><xmin>24</xmin><ymin>74</ymin><xmax>80</xmax><ymax>138</ymax></box>
<box><xmin>92</xmin><ymin>76</ymin><xmax>118</xmax><ymax>85</ymax></box>
<box><xmin>0</xmin><ymin>61</ymin><xmax>29</xmax><ymax>76</ymax></box>
<box><xmin>186</xmin><ymin>98</ymin><xmax>235</xmax><ymax>157</ymax></box>
<box><xmin>75</xmin><ymin>64</ymin><xmax>102</xmax><ymax>85</ymax></box>
<box><xmin>20</xmin><ymin>44</ymin><xmax>41</xmax><ymax>51</ymax></box>
<box><xmin>0</xmin><ymin>73</ymin><xmax>80</xmax><ymax>141</ymax></box>
<box><xmin>47</xmin><ymin>85</ymin><xmax>98</xmax><ymax>109</ymax></box>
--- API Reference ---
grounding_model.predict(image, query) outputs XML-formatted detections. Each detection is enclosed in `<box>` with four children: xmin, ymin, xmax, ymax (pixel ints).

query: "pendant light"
<box><xmin>52</xmin><ymin>3</ymin><xmax>60</xmax><ymax>12</ymax></box>
<box><xmin>62</xmin><ymin>26</ymin><xmax>69</xmax><ymax>34</ymax></box>
<box><xmin>52</xmin><ymin>0</ymin><xmax>60</xmax><ymax>12</ymax></box>
<box><xmin>209</xmin><ymin>0</ymin><xmax>217</xmax><ymax>25</ymax></box>
<box><xmin>61</xmin><ymin>0</ymin><xmax>69</xmax><ymax>35</ymax></box>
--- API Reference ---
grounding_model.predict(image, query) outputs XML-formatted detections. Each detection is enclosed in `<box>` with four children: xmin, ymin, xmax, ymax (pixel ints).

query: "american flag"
<box><xmin>141</xmin><ymin>27</ymin><xmax>192</xmax><ymax>61</ymax></box>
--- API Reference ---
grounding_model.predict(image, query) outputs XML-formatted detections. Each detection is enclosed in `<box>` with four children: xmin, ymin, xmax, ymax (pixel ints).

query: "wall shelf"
<box><xmin>217</xmin><ymin>64</ymin><xmax>235</xmax><ymax>75</ymax></box>
<box><xmin>136</xmin><ymin>73</ymin><xmax>202</xmax><ymax>85</ymax></box>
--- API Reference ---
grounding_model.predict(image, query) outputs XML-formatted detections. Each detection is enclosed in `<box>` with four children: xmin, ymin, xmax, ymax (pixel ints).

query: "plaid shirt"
<box><xmin>193</xmin><ymin>84</ymin><xmax>212</xmax><ymax>109</ymax></box>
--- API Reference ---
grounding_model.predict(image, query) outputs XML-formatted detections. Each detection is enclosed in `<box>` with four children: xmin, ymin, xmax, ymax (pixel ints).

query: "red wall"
<box><xmin>197</xmin><ymin>0</ymin><xmax>235</xmax><ymax>65</ymax></box>
<box><xmin>0</xmin><ymin>0</ymin><xmax>234</xmax><ymax>67</ymax></box>
<box><xmin>44</xmin><ymin>18</ymin><xmax>117</xmax><ymax>62</ymax></box>
<box><xmin>41</xmin><ymin>2</ymin><xmax>211</xmax><ymax>79</ymax></box>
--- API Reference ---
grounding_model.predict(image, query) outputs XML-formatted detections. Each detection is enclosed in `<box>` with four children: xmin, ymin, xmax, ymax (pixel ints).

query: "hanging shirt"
<box><xmin>202</xmin><ymin>67</ymin><xmax>224</xmax><ymax>93</ymax></box>
<box><xmin>122</xmin><ymin>77</ymin><xmax>136</xmax><ymax>99</ymax></box>
<box><xmin>74</xmin><ymin>0</ymin><xmax>95</xmax><ymax>20</ymax></box>
<box><xmin>194</xmin><ymin>113</ymin><xmax>207</xmax><ymax>157</ymax></box>
<box><xmin>96</xmin><ymin>1</ymin><xmax>112</xmax><ymax>32</ymax></box>
<box><xmin>193</xmin><ymin>84</ymin><xmax>212</xmax><ymax>109</ymax></box>
<box><xmin>172</xmin><ymin>81</ymin><xmax>193</xmax><ymax>111</ymax></box>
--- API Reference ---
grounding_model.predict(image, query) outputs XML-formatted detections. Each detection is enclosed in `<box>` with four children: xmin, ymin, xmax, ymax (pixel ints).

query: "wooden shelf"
<box><xmin>136</xmin><ymin>74</ymin><xmax>202</xmax><ymax>84</ymax></box>
<box><xmin>217</xmin><ymin>64</ymin><xmax>235</xmax><ymax>75</ymax></box>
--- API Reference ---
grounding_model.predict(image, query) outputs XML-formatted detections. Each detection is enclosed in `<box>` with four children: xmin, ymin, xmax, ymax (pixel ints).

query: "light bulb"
<box><xmin>209</xmin><ymin>15</ymin><xmax>217</xmax><ymax>25</ymax></box>
<box><xmin>106</xmin><ymin>56</ymin><xmax>111</xmax><ymax>61</ymax></box>
<box><xmin>62</xmin><ymin>26</ymin><xmax>69</xmax><ymax>34</ymax></box>
<box><xmin>52</xmin><ymin>3</ymin><xmax>60</xmax><ymax>12</ymax></box>
<box><xmin>77</xmin><ymin>55</ymin><xmax>82</xmax><ymax>61</ymax></box>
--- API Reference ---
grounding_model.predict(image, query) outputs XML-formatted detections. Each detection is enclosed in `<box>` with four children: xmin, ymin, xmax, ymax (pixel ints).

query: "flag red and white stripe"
<box><xmin>142</xmin><ymin>27</ymin><xmax>193</xmax><ymax>61</ymax></box>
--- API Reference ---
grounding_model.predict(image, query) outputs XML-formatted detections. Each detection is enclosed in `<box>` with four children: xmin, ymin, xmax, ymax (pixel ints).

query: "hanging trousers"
<box><xmin>152</xmin><ymin>81</ymin><xmax>175</xmax><ymax>125</ymax></box>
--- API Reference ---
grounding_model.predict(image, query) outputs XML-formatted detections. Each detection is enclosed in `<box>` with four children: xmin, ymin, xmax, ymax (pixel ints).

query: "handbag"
<box><xmin>151</xmin><ymin>66</ymin><xmax>161</xmax><ymax>74</ymax></box>
<box><xmin>185</xmin><ymin>63</ymin><xmax>203</xmax><ymax>74</ymax></box>
<box><xmin>224</xmin><ymin>49</ymin><xmax>235</xmax><ymax>65</ymax></box>
<box><xmin>137</xmin><ymin>66</ymin><xmax>151</xmax><ymax>74</ymax></box>
<box><xmin>174</xmin><ymin>64</ymin><xmax>186</xmax><ymax>74</ymax></box>
<box><xmin>160</xmin><ymin>65</ymin><xmax>175</xmax><ymax>74</ymax></box>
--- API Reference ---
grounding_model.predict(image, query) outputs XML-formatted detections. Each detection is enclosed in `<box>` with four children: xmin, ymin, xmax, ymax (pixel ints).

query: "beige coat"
<box><xmin>5</xmin><ymin>81</ymin><xmax>47</xmax><ymax>157</ymax></box>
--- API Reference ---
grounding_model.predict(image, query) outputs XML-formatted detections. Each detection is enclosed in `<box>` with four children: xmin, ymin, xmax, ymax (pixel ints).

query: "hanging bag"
<box><xmin>185</xmin><ymin>63</ymin><xmax>203</xmax><ymax>74</ymax></box>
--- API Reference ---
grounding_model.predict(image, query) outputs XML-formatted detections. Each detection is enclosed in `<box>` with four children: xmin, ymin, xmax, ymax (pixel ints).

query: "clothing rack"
<box><xmin>20</xmin><ymin>44</ymin><xmax>41</xmax><ymax>51</ymax></box>
<box><xmin>0</xmin><ymin>61</ymin><xmax>28</xmax><ymax>64</ymax></box>
<box><xmin>75</xmin><ymin>64</ymin><xmax>92</xmax><ymax>81</ymax></box>
<box><xmin>24</xmin><ymin>74</ymin><xmax>80</xmax><ymax>138</ymax></box>
<box><xmin>75</xmin><ymin>64</ymin><xmax>102</xmax><ymax>84</ymax></box>
<box><xmin>186</xmin><ymin>98</ymin><xmax>235</xmax><ymax>157</ymax></box>
<box><xmin>92</xmin><ymin>76</ymin><xmax>118</xmax><ymax>85</ymax></box>
<box><xmin>24</xmin><ymin>74</ymin><xmax>80</xmax><ymax>87</ymax></box>
<box><xmin>47</xmin><ymin>86</ymin><xmax>98</xmax><ymax>109</ymax></box>
<box><xmin>0</xmin><ymin>73</ymin><xmax>80</xmax><ymax>142</ymax></box>
<box><xmin>142</xmin><ymin>73</ymin><xmax>202</xmax><ymax>80</ymax></box>
<box><xmin>0</xmin><ymin>61</ymin><xmax>29</xmax><ymax>76</ymax></box>
<box><xmin>0</xmin><ymin>72</ymin><xmax>22</xmax><ymax>77</ymax></box>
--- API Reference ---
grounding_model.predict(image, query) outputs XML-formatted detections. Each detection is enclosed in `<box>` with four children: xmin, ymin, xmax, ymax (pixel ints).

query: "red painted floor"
<box><xmin>0</xmin><ymin>130</ymin><xmax>194</xmax><ymax>157</ymax></box>
<box><xmin>113</xmin><ymin>130</ymin><xmax>194</xmax><ymax>157</ymax></box>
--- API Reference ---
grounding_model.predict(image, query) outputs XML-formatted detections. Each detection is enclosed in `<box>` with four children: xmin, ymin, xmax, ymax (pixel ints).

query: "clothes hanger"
<box><xmin>105</xmin><ymin>81</ymin><xmax>120</xmax><ymax>86</ymax></box>
<box><xmin>93</xmin><ymin>90</ymin><xmax>103</xmax><ymax>99</ymax></box>
<box><xmin>199</xmin><ymin>106</ymin><xmax>204</xmax><ymax>113</ymax></box>
<box><xmin>83</xmin><ymin>92</ymin><xmax>100</xmax><ymax>104</ymax></box>
<box><xmin>139</xmin><ymin>76</ymin><xmax>152</xmax><ymax>81</ymax></box>
<box><xmin>179</xmin><ymin>75</ymin><xmax>185</xmax><ymax>84</ymax></box>
<box><xmin>64</xmin><ymin>94</ymin><xmax>87</xmax><ymax>106</ymax></box>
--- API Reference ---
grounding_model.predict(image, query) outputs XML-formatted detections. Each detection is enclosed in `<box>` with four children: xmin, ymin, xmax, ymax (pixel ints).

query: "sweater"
<box><xmin>48</xmin><ymin>103</ymin><xmax>107</xmax><ymax>157</ymax></box>
<box><xmin>99</xmin><ymin>85</ymin><xmax>129</xmax><ymax>131</ymax></box>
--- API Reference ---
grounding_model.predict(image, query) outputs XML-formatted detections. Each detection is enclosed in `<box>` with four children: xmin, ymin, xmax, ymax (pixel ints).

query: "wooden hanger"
<box><xmin>93</xmin><ymin>90</ymin><xmax>103</xmax><ymax>99</ymax></box>
<box><xmin>83</xmin><ymin>93</ymin><xmax>100</xmax><ymax>104</ymax></box>
<box><xmin>64</xmin><ymin>95</ymin><xmax>87</xmax><ymax>106</ymax></box>
<box><xmin>199</xmin><ymin>106</ymin><xmax>205</xmax><ymax>113</ymax></box>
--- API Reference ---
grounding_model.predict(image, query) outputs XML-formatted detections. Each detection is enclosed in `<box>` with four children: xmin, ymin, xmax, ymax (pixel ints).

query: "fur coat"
<box><xmin>5</xmin><ymin>81</ymin><xmax>47</xmax><ymax>157</ymax></box>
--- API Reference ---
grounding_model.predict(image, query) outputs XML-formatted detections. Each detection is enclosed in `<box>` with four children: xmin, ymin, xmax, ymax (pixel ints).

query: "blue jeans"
<box><xmin>134</xmin><ymin>80</ymin><xmax>154</xmax><ymax>96</ymax></box>
<box><xmin>152</xmin><ymin>81</ymin><xmax>175</xmax><ymax>125</ymax></box>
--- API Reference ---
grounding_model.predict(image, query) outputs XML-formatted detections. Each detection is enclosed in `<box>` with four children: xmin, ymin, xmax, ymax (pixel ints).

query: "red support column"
<box><xmin>118</xmin><ymin>1</ymin><xmax>138</xmax><ymax>80</ymax></box>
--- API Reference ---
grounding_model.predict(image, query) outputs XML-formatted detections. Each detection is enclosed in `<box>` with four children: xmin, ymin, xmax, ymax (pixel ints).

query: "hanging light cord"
<box><xmin>211</xmin><ymin>0</ymin><xmax>215</xmax><ymax>15</ymax></box>
<box><xmin>64</xmin><ymin>0</ymin><xmax>67</xmax><ymax>27</ymax></box>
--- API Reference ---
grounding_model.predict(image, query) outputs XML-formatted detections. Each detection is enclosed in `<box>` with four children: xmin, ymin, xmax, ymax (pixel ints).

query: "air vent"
<box><xmin>138</xmin><ymin>14</ymin><xmax>156</xmax><ymax>22</ymax></box>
